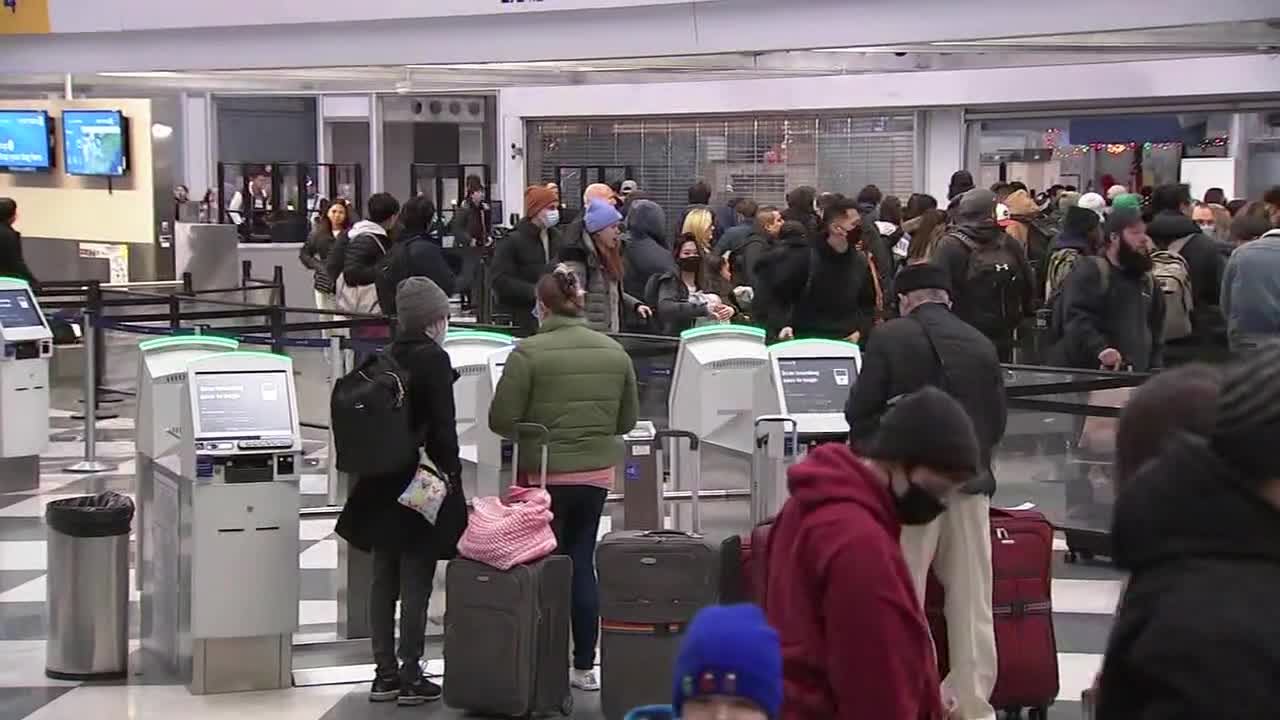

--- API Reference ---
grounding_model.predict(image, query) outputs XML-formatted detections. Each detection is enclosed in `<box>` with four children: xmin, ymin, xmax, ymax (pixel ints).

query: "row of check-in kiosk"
<box><xmin>122</xmin><ymin>323</ymin><xmax>861</xmax><ymax>696</ymax></box>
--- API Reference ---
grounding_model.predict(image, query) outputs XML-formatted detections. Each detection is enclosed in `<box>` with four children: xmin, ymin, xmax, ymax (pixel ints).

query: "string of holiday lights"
<box><xmin>1049</xmin><ymin>135</ymin><xmax>1228</xmax><ymax>159</ymax></box>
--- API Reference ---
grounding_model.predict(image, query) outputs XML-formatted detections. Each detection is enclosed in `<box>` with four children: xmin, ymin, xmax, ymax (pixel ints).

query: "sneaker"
<box><xmin>571</xmin><ymin>668</ymin><xmax>600</xmax><ymax>692</ymax></box>
<box><xmin>397</xmin><ymin>676</ymin><xmax>443</xmax><ymax>706</ymax></box>
<box><xmin>368</xmin><ymin>674</ymin><xmax>401</xmax><ymax>703</ymax></box>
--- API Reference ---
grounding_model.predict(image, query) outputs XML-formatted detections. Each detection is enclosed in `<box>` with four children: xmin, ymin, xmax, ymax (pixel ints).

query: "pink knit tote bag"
<box><xmin>457</xmin><ymin>486</ymin><xmax>557</xmax><ymax>571</ymax></box>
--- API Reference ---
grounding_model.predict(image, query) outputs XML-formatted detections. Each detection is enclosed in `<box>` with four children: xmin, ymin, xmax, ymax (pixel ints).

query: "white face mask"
<box><xmin>541</xmin><ymin>209</ymin><xmax>560</xmax><ymax>227</ymax></box>
<box><xmin>425</xmin><ymin>317</ymin><xmax>449</xmax><ymax>344</ymax></box>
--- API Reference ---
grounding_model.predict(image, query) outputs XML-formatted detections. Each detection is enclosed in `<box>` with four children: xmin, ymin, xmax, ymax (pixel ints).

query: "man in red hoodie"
<box><xmin>765</xmin><ymin>387</ymin><xmax>980</xmax><ymax>720</ymax></box>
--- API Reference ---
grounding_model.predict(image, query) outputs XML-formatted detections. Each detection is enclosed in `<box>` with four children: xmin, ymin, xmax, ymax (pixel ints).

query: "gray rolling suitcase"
<box><xmin>597</xmin><ymin>429</ymin><xmax>718</xmax><ymax>720</ymax></box>
<box><xmin>443</xmin><ymin>423</ymin><xmax>574</xmax><ymax>717</ymax></box>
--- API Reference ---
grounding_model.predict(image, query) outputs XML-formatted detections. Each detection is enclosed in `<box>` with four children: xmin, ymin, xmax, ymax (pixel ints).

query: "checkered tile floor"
<box><xmin>0</xmin><ymin>407</ymin><xmax>1117</xmax><ymax>719</ymax></box>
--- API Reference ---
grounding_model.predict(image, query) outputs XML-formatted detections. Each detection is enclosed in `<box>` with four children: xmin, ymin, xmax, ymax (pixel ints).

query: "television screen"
<box><xmin>0</xmin><ymin>110</ymin><xmax>53</xmax><ymax>172</ymax></box>
<box><xmin>62</xmin><ymin>110</ymin><xmax>128</xmax><ymax>177</ymax></box>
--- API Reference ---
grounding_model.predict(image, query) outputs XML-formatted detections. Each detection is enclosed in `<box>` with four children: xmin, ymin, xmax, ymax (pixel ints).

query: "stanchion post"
<box><xmin>65</xmin><ymin>286</ymin><xmax>117</xmax><ymax>474</ymax></box>
<box><xmin>181</xmin><ymin>272</ymin><xmax>194</xmax><ymax>295</ymax></box>
<box><xmin>168</xmin><ymin>295</ymin><xmax>181</xmax><ymax>331</ymax></box>
<box><xmin>270</xmin><ymin>306</ymin><xmax>286</xmax><ymax>355</ymax></box>
<box><xmin>478</xmin><ymin>255</ymin><xmax>492</xmax><ymax>324</ymax></box>
<box><xmin>241</xmin><ymin>260</ymin><xmax>253</xmax><ymax>285</ymax></box>
<box><xmin>272</xmin><ymin>265</ymin><xmax>286</xmax><ymax>307</ymax></box>
<box><xmin>326</xmin><ymin>335</ymin><xmax>346</xmax><ymax>506</ymax></box>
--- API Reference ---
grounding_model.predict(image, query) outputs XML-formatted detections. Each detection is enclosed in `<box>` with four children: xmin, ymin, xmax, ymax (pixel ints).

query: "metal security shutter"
<box><xmin>528</xmin><ymin>112</ymin><xmax>915</xmax><ymax>236</ymax></box>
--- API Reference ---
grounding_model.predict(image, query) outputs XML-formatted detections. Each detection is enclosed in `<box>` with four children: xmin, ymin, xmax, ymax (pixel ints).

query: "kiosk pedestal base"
<box><xmin>0</xmin><ymin>456</ymin><xmax>39</xmax><ymax>492</ymax></box>
<box><xmin>190</xmin><ymin>635</ymin><xmax>292</xmax><ymax>695</ymax></box>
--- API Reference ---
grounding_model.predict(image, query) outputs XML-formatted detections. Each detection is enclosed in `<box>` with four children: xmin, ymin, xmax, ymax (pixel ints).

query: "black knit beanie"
<box><xmin>1212</xmin><ymin>343</ymin><xmax>1280</xmax><ymax>481</ymax></box>
<box><xmin>862</xmin><ymin>386</ymin><xmax>980</xmax><ymax>475</ymax></box>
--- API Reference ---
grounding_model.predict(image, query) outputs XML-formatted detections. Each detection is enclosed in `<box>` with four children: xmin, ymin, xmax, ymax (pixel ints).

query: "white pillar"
<box><xmin>368</xmin><ymin>93</ymin><xmax>383</xmax><ymax>194</ymax></box>
<box><xmin>923</xmin><ymin>109</ymin><xmax>965</xmax><ymax>203</ymax></box>
<box><xmin>63</xmin><ymin>74</ymin><xmax>73</xmax><ymax>99</ymax></box>
<box><xmin>181</xmin><ymin>93</ymin><xmax>215</xmax><ymax>195</ymax></box>
<box><xmin>1229</xmin><ymin>111</ymin><xmax>1250</xmax><ymax>200</ymax></box>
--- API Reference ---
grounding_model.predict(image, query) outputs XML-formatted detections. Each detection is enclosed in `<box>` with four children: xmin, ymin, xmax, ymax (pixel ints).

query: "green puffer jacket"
<box><xmin>489</xmin><ymin>314</ymin><xmax>639</xmax><ymax>475</ymax></box>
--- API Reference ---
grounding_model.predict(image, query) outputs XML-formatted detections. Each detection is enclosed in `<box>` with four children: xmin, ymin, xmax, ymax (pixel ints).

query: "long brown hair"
<box><xmin>906</xmin><ymin>209</ymin><xmax>948</xmax><ymax>262</ymax></box>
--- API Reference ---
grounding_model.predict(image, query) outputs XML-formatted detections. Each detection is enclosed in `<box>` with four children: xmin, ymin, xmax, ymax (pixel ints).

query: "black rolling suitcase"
<box><xmin>443</xmin><ymin>423</ymin><xmax>574</xmax><ymax>717</ymax></box>
<box><xmin>597</xmin><ymin>430</ymin><xmax>718</xmax><ymax>720</ymax></box>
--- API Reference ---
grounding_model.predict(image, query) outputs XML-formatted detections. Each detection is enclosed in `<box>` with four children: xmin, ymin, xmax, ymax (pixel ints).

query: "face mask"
<box><xmin>1117</xmin><ymin>239</ymin><xmax>1153</xmax><ymax>274</ymax></box>
<box><xmin>541</xmin><ymin>209</ymin><xmax>560</xmax><ymax>227</ymax></box>
<box><xmin>893</xmin><ymin>475</ymin><xmax>947</xmax><ymax>526</ymax></box>
<box><xmin>425</xmin><ymin>317</ymin><xmax>449</xmax><ymax>344</ymax></box>
<box><xmin>1197</xmin><ymin>222</ymin><xmax>1215</xmax><ymax>235</ymax></box>
<box><xmin>678</xmin><ymin>256</ymin><xmax>702</xmax><ymax>273</ymax></box>
<box><xmin>532</xmin><ymin>302</ymin><xmax>546</xmax><ymax>324</ymax></box>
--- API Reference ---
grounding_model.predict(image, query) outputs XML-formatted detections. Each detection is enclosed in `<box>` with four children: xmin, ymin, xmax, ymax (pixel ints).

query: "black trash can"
<box><xmin>45</xmin><ymin>491</ymin><xmax>135</xmax><ymax>680</ymax></box>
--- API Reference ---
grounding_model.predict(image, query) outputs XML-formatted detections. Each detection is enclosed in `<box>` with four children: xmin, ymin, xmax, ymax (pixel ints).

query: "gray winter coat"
<box><xmin>559</xmin><ymin>220</ymin><xmax>643</xmax><ymax>333</ymax></box>
<box><xmin>623</xmin><ymin>200</ymin><xmax>676</xmax><ymax>300</ymax></box>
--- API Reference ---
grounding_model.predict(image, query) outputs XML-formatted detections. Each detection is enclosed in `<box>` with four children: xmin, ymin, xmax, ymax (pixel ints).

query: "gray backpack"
<box><xmin>1150</xmin><ymin>235</ymin><xmax>1194</xmax><ymax>341</ymax></box>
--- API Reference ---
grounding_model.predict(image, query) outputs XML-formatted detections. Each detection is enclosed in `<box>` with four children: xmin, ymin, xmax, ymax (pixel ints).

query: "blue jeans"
<box><xmin>548</xmin><ymin>484</ymin><xmax>608</xmax><ymax>671</ymax></box>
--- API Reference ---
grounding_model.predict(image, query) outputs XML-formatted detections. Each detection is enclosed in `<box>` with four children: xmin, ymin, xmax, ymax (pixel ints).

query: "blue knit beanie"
<box><xmin>672</xmin><ymin>604</ymin><xmax>782</xmax><ymax>719</ymax></box>
<box><xmin>584</xmin><ymin>198</ymin><xmax>623</xmax><ymax>234</ymax></box>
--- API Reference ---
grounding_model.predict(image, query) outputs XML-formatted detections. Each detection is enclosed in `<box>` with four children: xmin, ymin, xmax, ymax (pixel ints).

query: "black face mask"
<box><xmin>677</xmin><ymin>256</ymin><xmax>702</xmax><ymax>273</ymax></box>
<box><xmin>1117</xmin><ymin>240</ymin><xmax>1153</xmax><ymax>274</ymax></box>
<box><xmin>893</xmin><ymin>477</ymin><xmax>947</xmax><ymax>526</ymax></box>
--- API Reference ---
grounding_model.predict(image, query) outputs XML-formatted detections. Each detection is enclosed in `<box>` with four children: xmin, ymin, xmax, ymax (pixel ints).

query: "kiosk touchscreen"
<box><xmin>443</xmin><ymin>330</ymin><xmax>515</xmax><ymax>499</ymax></box>
<box><xmin>757</xmin><ymin>338</ymin><xmax>861</xmax><ymax>440</ymax></box>
<box><xmin>0</xmin><ymin>277</ymin><xmax>53</xmax><ymax>491</ymax></box>
<box><xmin>754</xmin><ymin>338</ymin><xmax>861</xmax><ymax>518</ymax></box>
<box><xmin>143</xmin><ymin>352</ymin><xmax>300</xmax><ymax>695</ymax></box>
<box><xmin>668</xmin><ymin>325</ymin><xmax>768</xmax><ymax>532</ymax></box>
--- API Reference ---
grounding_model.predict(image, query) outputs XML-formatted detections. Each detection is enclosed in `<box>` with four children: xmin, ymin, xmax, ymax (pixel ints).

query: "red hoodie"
<box><xmin>765</xmin><ymin>443</ymin><xmax>944</xmax><ymax>720</ymax></box>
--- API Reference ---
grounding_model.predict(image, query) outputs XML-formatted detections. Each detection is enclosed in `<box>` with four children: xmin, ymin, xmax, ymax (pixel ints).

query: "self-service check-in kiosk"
<box><xmin>753</xmin><ymin>338</ymin><xmax>861</xmax><ymax>517</ymax></box>
<box><xmin>135</xmin><ymin>335</ymin><xmax>240</xmax><ymax>593</ymax></box>
<box><xmin>0</xmin><ymin>278</ymin><xmax>53</xmax><ymax>492</ymax></box>
<box><xmin>443</xmin><ymin>330</ymin><xmax>515</xmax><ymax>499</ymax></box>
<box><xmin>668</xmin><ymin>325</ymin><xmax>768</xmax><ymax>531</ymax></box>
<box><xmin>142</xmin><ymin>351</ymin><xmax>301</xmax><ymax>695</ymax></box>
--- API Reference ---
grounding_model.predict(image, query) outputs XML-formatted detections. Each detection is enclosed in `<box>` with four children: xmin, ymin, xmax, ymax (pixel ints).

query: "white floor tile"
<box><xmin>0</xmin><ymin>641</ymin><xmax>80</xmax><ymax>687</ymax></box>
<box><xmin>298</xmin><ymin>540</ymin><xmax>337</xmax><ymax>570</ymax></box>
<box><xmin>1052</xmin><ymin>578</ymin><xmax>1124</xmax><ymax>615</ymax></box>
<box><xmin>299</xmin><ymin>518</ymin><xmax>336</xmax><ymax>542</ymax></box>
<box><xmin>1056</xmin><ymin>652</ymin><xmax>1104</xmax><ymax>702</ymax></box>
<box><xmin>24</xmin><ymin>683</ymin><xmax>352</xmax><ymax>720</ymax></box>
<box><xmin>0</xmin><ymin>570</ymin><xmax>139</xmax><ymax>603</ymax></box>
<box><xmin>0</xmin><ymin>541</ymin><xmax>48</xmax><ymax>571</ymax></box>
<box><xmin>0</xmin><ymin>495</ymin><xmax>87</xmax><ymax>518</ymax></box>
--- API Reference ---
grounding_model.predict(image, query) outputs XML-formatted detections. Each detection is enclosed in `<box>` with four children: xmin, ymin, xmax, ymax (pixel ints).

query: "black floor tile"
<box><xmin>0</xmin><ymin>686</ymin><xmax>77</xmax><ymax>720</ymax></box>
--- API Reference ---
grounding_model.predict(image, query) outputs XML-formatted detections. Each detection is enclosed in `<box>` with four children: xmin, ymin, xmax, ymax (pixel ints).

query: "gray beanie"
<box><xmin>396</xmin><ymin>277</ymin><xmax>450</xmax><ymax>336</ymax></box>
<box><xmin>957</xmin><ymin>188</ymin><xmax>997</xmax><ymax>221</ymax></box>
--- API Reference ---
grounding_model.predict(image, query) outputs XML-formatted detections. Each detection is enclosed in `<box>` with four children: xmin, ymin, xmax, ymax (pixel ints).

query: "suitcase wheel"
<box><xmin>1065</xmin><ymin>549</ymin><xmax>1095</xmax><ymax>564</ymax></box>
<box><xmin>560</xmin><ymin>694</ymin><xmax>574</xmax><ymax>716</ymax></box>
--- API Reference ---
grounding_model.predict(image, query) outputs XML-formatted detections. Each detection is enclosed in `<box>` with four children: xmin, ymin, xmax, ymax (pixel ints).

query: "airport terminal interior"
<box><xmin>1</xmin><ymin>1</ymin><xmax>1280</xmax><ymax>719</ymax></box>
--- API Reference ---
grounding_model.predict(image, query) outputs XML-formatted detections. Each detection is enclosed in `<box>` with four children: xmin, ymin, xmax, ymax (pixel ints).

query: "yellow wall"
<box><xmin>0</xmin><ymin>98</ymin><xmax>155</xmax><ymax>245</ymax></box>
<box><xmin>0</xmin><ymin>0</ymin><xmax>51</xmax><ymax>34</ymax></box>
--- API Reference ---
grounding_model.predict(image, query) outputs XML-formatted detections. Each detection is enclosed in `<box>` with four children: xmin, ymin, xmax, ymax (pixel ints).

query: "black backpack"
<box><xmin>330</xmin><ymin>351</ymin><xmax>417</xmax><ymax>476</ymax></box>
<box><xmin>951</xmin><ymin>232</ymin><xmax>1028</xmax><ymax>339</ymax></box>
<box><xmin>374</xmin><ymin>239</ymin><xmax>413</xmax><ymax>318</ymax></box>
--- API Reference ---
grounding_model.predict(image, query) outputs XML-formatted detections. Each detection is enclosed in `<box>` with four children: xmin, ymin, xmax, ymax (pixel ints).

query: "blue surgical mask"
<box><xmin>541</xmin><ymin>209</ymin><xmax>560</xmax><ymax>227</ymax></box>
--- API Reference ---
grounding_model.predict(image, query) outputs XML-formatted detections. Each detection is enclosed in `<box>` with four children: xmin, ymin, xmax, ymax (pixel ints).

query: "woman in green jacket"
<box><xmin>489</xmin><ymin>263</ymin><xmax>639</xmax><ymax>692</ymax></box>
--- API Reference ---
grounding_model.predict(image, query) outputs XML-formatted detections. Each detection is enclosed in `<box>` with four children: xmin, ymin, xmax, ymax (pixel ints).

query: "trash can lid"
<box><xmin>46</xmin><ymin>491</ymin><xmax>135</xmax><ymax>538</ymax></box>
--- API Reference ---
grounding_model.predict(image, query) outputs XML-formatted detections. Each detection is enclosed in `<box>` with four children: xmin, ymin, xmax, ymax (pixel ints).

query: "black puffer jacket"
<box><xmin>652</xmin><ymin>271</ymin><xmax>712</xmax><ymax>336</ymax></box>
<box><xmin>300</xmin><ymin>228</ymin><xmax>344</xmax><ymax>294</ymax></box>
<box><xmin>1098</xmin><ymin>434</ymin><xmax>1280</xmax><ymax>720</ymax></box>
<box><xmin>754</xmin><ymin>224</ymin><xmax>877</xmax><ymax>341</ymax></box>
<box><xmin>0</xmin><ymin>223</ymin><xmax>38</xmax><ymax>287</ymax></box>
<box><xmin>335</xmin><ymin>337</ymin><xmax>468</xmax><ymax>555</ymax></box>
<box><xmin>1048</xmin><ymin>257</ymin><xmax>1165</xmax><ymax>372</ymax></box>
<box><xmin>845</xmin><ymin>302</ymin><xmax>1006</xmax><ymax>494</ymax></box>
<box><xmin>751</xmin><ymin>222</ymin><xmax>813</xmax><ymax>338</ymax></box>
<box><xmin>932</xmin><ymin>218</ymin><xmax>1035</xmax><ymax>353</ymax></box>
<box><xmin>492</xmin><ymin>219</ymin><xmax>559</xmax><ymax>333</ymax></box>
<box><xmin>329</xmin><ymin>220</ymin><xmax>390</xmax><ymax>288</ymax></box>
<box><xmin>622</xmin><ymin>199</ymin><xmax>675</xmax><ymax>301</ymax></box>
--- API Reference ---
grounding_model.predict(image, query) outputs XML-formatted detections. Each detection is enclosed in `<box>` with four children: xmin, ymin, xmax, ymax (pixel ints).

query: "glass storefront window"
<box><xmin>968</xmin><ymin>112</ymin><xmax>1232</xmax><ymax>194</ymax></box>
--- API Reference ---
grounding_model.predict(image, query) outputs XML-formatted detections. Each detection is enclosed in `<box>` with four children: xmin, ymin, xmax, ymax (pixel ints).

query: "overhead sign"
<box><xmin>20</xmin><ymin>0</ymin><xmax>708</xmax><ymax>34</ymax></box>
<box><xmin>0</xmin><ymin>0</ymin><xmax>51</xmax><ymax>34</ymax></box>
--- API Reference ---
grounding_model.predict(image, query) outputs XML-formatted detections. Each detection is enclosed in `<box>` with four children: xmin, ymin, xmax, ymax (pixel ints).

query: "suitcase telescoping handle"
<box><xmin>653</xmin><ymin>429</ymin><xmax>702</xmax><ymax>535</ymax></box>
<box><xmin>752</xmin><ymin>415</ymin><xmax>798</xmax><ymax>526</ymax></box>
<box><xmin>513</xmin><ymin>422</ymin><xmax>551</xmax><ymax>489</ymax></box>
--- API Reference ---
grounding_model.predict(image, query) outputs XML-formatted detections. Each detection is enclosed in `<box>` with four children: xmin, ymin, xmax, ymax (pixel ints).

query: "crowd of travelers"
<box><xmin>300</xmin><ymin>172</ymin><xmax>1280</xmax><ymax>718</ymax></box>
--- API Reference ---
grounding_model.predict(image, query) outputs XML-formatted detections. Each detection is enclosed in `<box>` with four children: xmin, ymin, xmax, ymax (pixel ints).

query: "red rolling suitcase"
<box><xmin>717</xmin><ymin>416</ymin><xmax>796</xmax><ymax>605</ymax></box>
<box><xmin>926</xmin><ymin>507</ymin><xmax>1058</xmax><ymax>719</ymax></box>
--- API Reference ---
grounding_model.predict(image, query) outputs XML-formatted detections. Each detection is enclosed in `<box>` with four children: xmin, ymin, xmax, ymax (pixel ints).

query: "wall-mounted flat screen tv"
<box><xmin>0</xmin><ymin>110</ymin><xmax>54</xmax><ymax>173</ymax></box>
<box><xmin>62</xmin><ymin>110</ymin><xmax>129</xmax><ymax>177</ymax></box>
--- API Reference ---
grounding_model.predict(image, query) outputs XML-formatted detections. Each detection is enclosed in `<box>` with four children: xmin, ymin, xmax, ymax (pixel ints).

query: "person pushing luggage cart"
<box><xmin>488</xmin><ymin>263</ymin><xmax>641</xmax><ymax>693</ymax></box>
